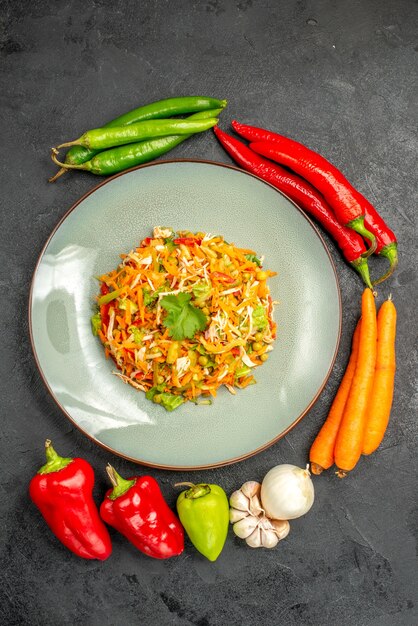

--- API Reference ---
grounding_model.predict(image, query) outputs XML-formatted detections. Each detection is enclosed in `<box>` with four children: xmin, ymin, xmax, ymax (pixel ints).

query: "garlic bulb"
<box><xmin>261</xmin><ymin>464</ymin><xmax>314</xmax><ymax>520</ymax></box>
<box><xmin>229</xmin><ymin>481</ymin><xmax>290</xmax><ymax>549</ymax></box>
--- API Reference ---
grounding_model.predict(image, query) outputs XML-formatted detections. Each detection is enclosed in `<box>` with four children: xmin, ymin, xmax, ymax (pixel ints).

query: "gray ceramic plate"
<box><xmin>30</xmin><ymin>160</ymin><xmax>341</xmax><ymax>470</ymax></box>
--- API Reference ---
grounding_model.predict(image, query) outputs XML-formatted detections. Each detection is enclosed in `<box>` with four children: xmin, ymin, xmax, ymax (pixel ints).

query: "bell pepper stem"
<box><xmin>38</xmin><ymin>439</ymin><xmax>73</xmax><ymax>475</ymax></box>
<box><xmin>174</xmin><ymin>482</ymin><xmax>211</xmax><ymax>499</ymax></box>
<box><xmin>347</xmin><ymin>216</ymin><xmax>377</xmax><ymax>258</ymax></box>
<box><xmin>372</xmin><ymin>242</ymin><xmax>398</xmax><ymax>286</ymax></box>
<box><xmin>106</xmin><ymin>464</ymin><xmax>136</xmax><ymax>500</ymax></box>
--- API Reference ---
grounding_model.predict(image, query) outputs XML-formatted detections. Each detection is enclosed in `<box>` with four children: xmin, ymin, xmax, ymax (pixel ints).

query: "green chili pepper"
<box><xmin>51</xmin><ymin>109</ymin><xmax>222</xmax><ymax>177</ymax></box>
<box><xmin>175</xmin><ymin>482</ymin><xmax>229</xmax><ymax>561</ymax></box>
<box><xmin>49</xmin><ymin>96</ymin><xmax>227</xmax><ymax>181</ymax></box>
<box><xmin>56</xmin><ymin>117</ymin><xmax>218</xmax><ymax>151</ymax></box>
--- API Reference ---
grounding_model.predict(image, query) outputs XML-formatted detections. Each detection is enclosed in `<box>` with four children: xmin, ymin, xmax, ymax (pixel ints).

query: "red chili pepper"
<box><xmin>29</xmin><ymin>440</ymin><xmax>112</xmax><ymax>560</ymax></box>
<box><xmin>100</xmin><ymin>465</ymin><xmax>184</xmax><ymax>560</ymax></box>
<box><xmin>231</xmin><ymin>121</ymin><xmax>378</xmax><ymax>257</ymax></box>
<box><xmin>357</xmin><ymin>193</ymin><xmax>398</xmax><ymax>284</ymax></box>
<box><xmin>212</xmin><ymin>271</ymin><xmax>236</xmax><ymax>284</ymax></box>
<box><xmin>213</xmin><ymin>126</ymin><xmax>373</xmax><ymax>288</ymax></box>
<box><xmin>173</xmin><ymin>237</ymin><xmax>202</xmax><ymax>246</ymax></box>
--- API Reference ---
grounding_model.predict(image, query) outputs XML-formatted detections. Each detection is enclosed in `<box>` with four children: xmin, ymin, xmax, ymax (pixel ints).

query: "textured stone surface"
<box><xmin>1</xmin><ymin>0</ymin><xmax>417</xmax><ymax>624</ymax></box>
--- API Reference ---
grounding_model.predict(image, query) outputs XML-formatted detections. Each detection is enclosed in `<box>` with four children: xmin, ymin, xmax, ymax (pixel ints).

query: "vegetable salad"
<box><xmin>92</xmin><ymin>227</ymin><xmax>277</xmax><ymax>411</ymax></box>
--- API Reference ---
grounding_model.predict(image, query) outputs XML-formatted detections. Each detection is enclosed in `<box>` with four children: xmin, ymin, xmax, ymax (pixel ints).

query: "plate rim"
<box><xmin>29</xmin><ymin>158</ymin><xmax>342</xmax><ymax>470</ymax></box>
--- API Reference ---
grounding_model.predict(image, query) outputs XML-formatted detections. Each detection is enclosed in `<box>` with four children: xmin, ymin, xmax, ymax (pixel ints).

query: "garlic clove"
<box><xmin>229</xmin><ymin>489</ymin><xmax>251</xmax><ymax>512</ymax></box>
<box><xmin>229</xmin><ymin>507</ymin><xmax>249</xmax><ymax>524</ymax></box>
<box><xmin>259</xmin><ymin>515</ymin><xmax>274</xmax><ymax>531</ymax></box>
<box><xmin>270</xmin><ymin>519</ymin><xmax>290</xmax><ymax>540</ymax></box>
<box><xmin>233</xmin><ymin>515</ymin><xmax>259</xmax><ymax>539</ymax></box>
<box><xmin>260</xmin><ymin>528</ymin><xmax>279</xmax><ymax>549</ymax></box>
<box><xmin>241</xmin><ymin>481</ymin><xmax>261</xmax><ymax>499</ymax></box>
<box><xmin>245</xmin><ymin>527</ymin><xmax>262</xmax><ymax>548</ymax></box>
<box><xmin>249</xmin><ymin>494</ymin><xmax>264</xmax><ymax>517</ymax></box>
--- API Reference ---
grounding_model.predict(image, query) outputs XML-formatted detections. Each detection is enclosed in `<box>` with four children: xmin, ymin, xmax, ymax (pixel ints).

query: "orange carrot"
<box><xmin>334</xmin><ymin>288</ymin><xmax>377</xmax><ymax>477</ymax></box>
<box><xmin>362</xmin><ymin>297</ymin><xmax>397</xmax><ymax>455</ymax></box>
<box><xmin>309</xmin><ymin>319</ymin><xmax>361</xmax><ymax>474</ymax></box>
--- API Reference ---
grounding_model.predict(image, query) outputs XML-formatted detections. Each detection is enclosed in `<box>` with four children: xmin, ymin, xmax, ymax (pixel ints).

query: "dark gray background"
<box><xmin>1</xmin><ymin>1</ymin><xmax>417</xmax><ymax>624</ymax></box>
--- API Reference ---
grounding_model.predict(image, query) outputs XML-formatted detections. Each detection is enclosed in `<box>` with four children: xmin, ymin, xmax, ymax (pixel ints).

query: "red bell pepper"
<box><xmin>100</xmin><ymin>465</ymin><xmax>184</xmax><ymax>559</ymax></box>
<box><xmin>29</xmin><ymin>440</ymin><xmax>112</xmax><ymax>560</ymax></box>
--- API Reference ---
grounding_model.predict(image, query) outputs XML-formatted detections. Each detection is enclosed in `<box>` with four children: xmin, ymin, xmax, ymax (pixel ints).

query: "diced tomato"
<box><xmin>231</xmin><ymin>347</ymin><xmax>241</xmax><ymax>356</ymax></box>
<box><xmin>212</xmin><ymin>272</ymin><xmax>235</xmax><ymax>284</ymax></box>
<box><xmin>141</xmin><ymin>237</ymin><xmax>153</xmax><ymax>247</ymax></box>
<box><xmin>100</xmin><ymin>304</ymin><xmax>110</xmax><ymax>328</ymax></box>
<box><xmin>135</xmin><ymin>372</ymin><xmax>144</xmax><ymax>380</ymax></box>
<box><xmin>173</xmin><ymin>238</ymin><xmax>202</xmax><ymax>246</ymax></box>
<box><xmin>100</xmin><ymin>283</ymin><xmax>109</xmax><ymax>295</ymax></box>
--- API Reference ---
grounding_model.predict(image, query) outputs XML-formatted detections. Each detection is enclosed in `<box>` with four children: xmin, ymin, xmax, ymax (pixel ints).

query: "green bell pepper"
<box><xmin>175</xmin><ymin>482</ymin><xmax>229</xmax><ymax>561</ymax></box>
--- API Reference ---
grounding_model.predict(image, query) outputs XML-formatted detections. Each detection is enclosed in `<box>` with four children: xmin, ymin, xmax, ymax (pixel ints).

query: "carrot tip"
<box><xmin>335</xmin><ymin>469</ymin><xmax>348</xmax><ymax>479</ymax></box>
<box><xmin>310</xmin><ymin>462</ymin><xmax>325</xmax><ymax>475</ymax></box>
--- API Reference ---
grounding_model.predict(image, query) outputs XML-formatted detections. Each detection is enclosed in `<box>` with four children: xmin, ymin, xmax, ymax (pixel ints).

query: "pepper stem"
<box><xmin>106</xmin><ymin>464</ymin><xmax>136</xmax><ymax>500</ymax></box>
<box><xmin>350</xmin><ymin>257</ymin><xmax>373</xmax><ymax>290</ymax></box>
<box><xmin>174</xmin><ymin>482</ymin><xmax>211</xmax><ymax>499</ymax></box>
<box><xmin>56</xmin><ymin>140</ymin><xmax>82</xmax><ymax>149</ymax></box>
<box><xmin>347</xmin><ymin>216</ymin><xmax>377</xmax><ymax>258</ymax></box>
<box><xmin>50</xmin><ymin>148</ymin><xmax>86</xmax><ymax>171</ymax></box>
<box><xmin>48</xmin><ymin>167</ymin><xmax>67</xmax><ymax>183</ymax></box>
<box><xmin>372</xmin><ymin>242</ymin><xmax>398</xmax><ymax>286</ymax></box>
<box><xmin>38</xmin><ymin>439</ymin><xmax>73</xmax><ymax>474</ymax></box>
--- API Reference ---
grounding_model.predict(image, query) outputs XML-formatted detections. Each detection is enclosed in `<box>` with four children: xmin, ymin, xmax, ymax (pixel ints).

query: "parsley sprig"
<box><xmin>160</xmin><ymin>293</ymin><xmax>207</xmax><ymax>340</ymax></box>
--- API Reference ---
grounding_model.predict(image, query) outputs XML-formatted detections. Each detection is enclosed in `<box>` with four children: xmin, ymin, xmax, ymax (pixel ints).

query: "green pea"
<box><xmin>254</xmin><ymin>332</ymin><xmax>264</xmax><ymax>342</ymax></box>
<box><xmin>260</xmin><ymin>353</ymin><xmax>269</xmax><ymax>362</ymax></box>
<box><xmin>252</xmin><ymin>342</ymin><xmax>263</xmax><ymax>352</ymax></box>
<box><xmin>201</xmin><ymin>307</ymin><xmax>210</xmax><ymax>316</ymax></box>
<box><xmin>198</xmin><ymin>356</ymin><xmax>208</xmax><ymax>366</ymax></box>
